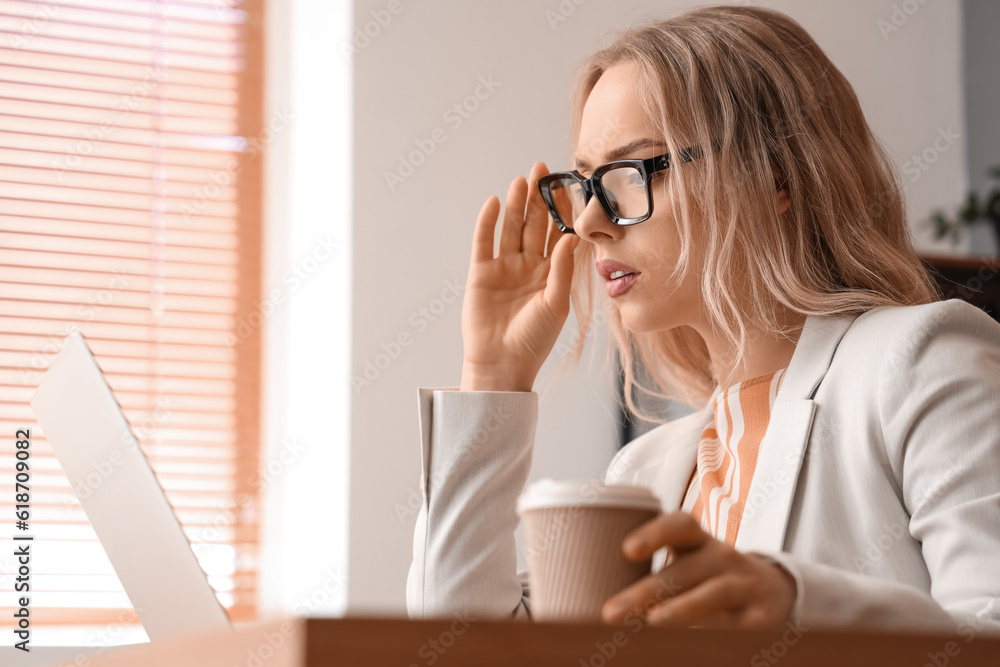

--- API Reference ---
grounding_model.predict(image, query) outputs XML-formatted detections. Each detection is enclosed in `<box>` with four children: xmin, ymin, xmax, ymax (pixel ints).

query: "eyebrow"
<box><xmin>574</xmin><ymin>138</ymin><xmax>667</xmax><ymax>171</ymax></box>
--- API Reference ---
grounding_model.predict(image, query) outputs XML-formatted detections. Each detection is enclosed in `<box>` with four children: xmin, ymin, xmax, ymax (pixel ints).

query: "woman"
<box><xmin>407</xmin><ymin>5</ymin><xmax>1000</xmax><ymax>633</ymax></box>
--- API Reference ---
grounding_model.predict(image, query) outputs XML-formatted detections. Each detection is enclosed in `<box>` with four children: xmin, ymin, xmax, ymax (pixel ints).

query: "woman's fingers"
<box><xmin>623</xmin><ymin>512</ymin><xmax>709</xmax><ymax>561</ymax></box>
<box><xmin>481</xmin><ymin>163</ymin><xmax>560</xmax><ymax>260</ymax></box>
<box><xmin>601</xmin><ymin>571</ymin><xmax>683</xmax><ymax>625</ymax></box>
<box><xmin>472</xmin><ymin>196</ymin><xmax>501</xmax><ymax>262</ymax></box>
<box><xmin>545</xmin><ymin>182</ymin><xmax>574</xmax><ymax>257</ymax></box>
<box><xmin>522</xmin><ymin>162</ymin><xmax>550</xmax><ymax>256</ymax></box>
<box><xmin>644</xmin><ymin>575</ymin><xmax>747</xmax><ymax>628</ymax></box>
<box><xmin>498</xmin><ymin>176</ymin><xmax>528</xmax><ymax>254</ymax></box>
<box><xmin>542</xmin><ymin>233</ymin><xmax>579</xmax><ymax>314</ymax></box>
<box><xmin>602</xmin><ymin>546</ymin><xmax>722</xmax><ymax>624</ymax></box>
<box><xmin>546</xmin><ymin>218</ymin><xmax>564</xmax><ymax>258</ymax></box>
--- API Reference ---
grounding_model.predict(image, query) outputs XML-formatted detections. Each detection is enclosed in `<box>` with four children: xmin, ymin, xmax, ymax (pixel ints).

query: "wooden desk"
<box><xmin>69</xmin><ymin>615</ymin><xmax>1000</xmax><ymax>666</ymax></box>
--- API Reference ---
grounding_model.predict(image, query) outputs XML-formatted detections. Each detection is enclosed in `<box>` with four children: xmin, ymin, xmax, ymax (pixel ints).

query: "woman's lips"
<box><xmin>595</xmin><ymin>259</ymin><xmax>638</xmax><ymax>280</ymax></box>
<box><xmin>596</xmin><ymin>259</ymin><xmax>640</xmax><ymax>298</ymax></box>
<box><xmin>606</xmin><ymin>272</ymin><xmax>638</xmax><ymax>297</ymax></box>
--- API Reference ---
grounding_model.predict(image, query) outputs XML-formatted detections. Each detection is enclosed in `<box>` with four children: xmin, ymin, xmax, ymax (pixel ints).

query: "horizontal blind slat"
<box><xmin>0</xmin><ymin>283</ymin><xmax>237</xmax><ymax>313</ymax></box>
<box><xmin>8</xmin><ymin>0</ymin><xmax>246</xmax><ymax>25</ymax></box>
<box><xmin>0</xmin><ymin>217</ymin><xmax>237</xmax><ymax>248</ymax></box>
<box><xmin>0</xmin><ymin>115</ymin><xmax>242</xmax><ymax>153</ymax></box>
<box><xmin>1</xmin><ymin>230</ymin><xmax>239</xmax><ymax>262</ymax></box>
<box><xmin>0</xmin><ymin>248</ymin><xmax>239</xmax><ymax>279</ymax></box>
<box><xmin>0</xmin><ymin>133</ymin><xmax>242</xmax><ymax>169</ymax></box>
<box><xmin>0</xmin><ymin>46</ymin><xmax>239</xmax><ymax>88</ymax></box>
<box><xmin>0</xmin><ymin>30</ymin><xmax>244</xmax><ymax>71</ymax></box>
<box><xmin>0</xmin><ymin>97</ymin><xmax>237</xmax><ymax>134</ymax></box>
<box><xmin>0</xmin><ymin>319</ymin><xmax>242</xmax><ymax>348</ymax></box>
<box><xmin>1</xmin><ymin>2</ymin><xmax>241</xmax><ymax>40</ymax></box>
<box><xmin>0</xmin><ymin>79</ymin><xmax>239</xmax><ymax>120</ymax></box>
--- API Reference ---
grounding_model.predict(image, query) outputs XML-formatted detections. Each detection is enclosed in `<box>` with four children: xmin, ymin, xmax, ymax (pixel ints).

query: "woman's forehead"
<box><xmin>576</xmin><ymin>63</ymin><xmax>660</xmax><ymax>166</ymax></box>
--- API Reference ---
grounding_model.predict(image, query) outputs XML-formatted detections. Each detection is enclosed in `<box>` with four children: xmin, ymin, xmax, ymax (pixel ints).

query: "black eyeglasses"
<box><xmin>538</xmin><ymin>147</ymin><xmax>700</xmax><ymax>234</ymax></box>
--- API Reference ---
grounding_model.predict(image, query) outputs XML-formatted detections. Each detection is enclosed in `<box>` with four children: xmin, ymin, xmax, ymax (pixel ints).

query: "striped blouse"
<box><xmin>683</xmin><ymin>367</ymin><xmax>786</xmax><ymax>545</ymax></box>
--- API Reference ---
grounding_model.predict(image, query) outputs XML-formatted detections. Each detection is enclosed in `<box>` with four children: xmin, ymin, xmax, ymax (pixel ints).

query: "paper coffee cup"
<box><xmin>517</xmin><ymin>479</ymin><xmax>662</xmax><ymax>622</ymax></box>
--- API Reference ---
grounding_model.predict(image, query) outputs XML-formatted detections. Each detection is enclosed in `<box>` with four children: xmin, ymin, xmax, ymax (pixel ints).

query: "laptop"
<box><xmin>2</xmin><ymin>330</ymin><xmax>231</xmax><ymax>665</ymax></box>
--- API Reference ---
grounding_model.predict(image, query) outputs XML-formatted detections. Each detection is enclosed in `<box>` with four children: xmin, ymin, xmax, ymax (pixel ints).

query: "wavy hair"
<box><xmin>560</xmin><ymin>5</ymin><xmax>941</xmax><ymax>418</ymax></box>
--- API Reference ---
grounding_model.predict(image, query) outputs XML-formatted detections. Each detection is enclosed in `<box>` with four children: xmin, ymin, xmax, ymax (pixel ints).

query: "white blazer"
<box><xmin>406</xmin><ymin>298</ymin><xmax>1000</xmax><ymax>634</ymax></box>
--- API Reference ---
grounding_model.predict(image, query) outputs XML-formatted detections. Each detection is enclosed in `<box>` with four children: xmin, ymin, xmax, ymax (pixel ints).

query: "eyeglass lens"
<box><xmin>548</xmin><ymin>164</ymin><xmax>648</xmax><ymax>230</ymax></box>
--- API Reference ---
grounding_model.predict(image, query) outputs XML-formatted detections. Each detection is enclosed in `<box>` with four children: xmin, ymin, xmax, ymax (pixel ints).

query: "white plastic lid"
<box><xmin>516</xmin><ymin>478</ymin><xmax>662</xmax><ymax>514</ymax></box>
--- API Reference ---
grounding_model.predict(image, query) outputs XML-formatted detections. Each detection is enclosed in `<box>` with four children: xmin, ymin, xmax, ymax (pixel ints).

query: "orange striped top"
<box><xmin>686</xmin><ymin>368</ymin><xmax>786</xmax><ymax>545</ymax></box>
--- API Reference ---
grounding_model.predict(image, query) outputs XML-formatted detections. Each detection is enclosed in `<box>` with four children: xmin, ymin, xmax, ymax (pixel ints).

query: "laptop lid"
<box><xmin>29</xmin><ymin>330</ymin><xmax>231</xmax><ymax>642</ymax></box>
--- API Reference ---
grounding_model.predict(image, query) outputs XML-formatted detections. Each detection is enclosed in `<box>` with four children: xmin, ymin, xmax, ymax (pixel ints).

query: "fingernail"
<box><xmin>625</xmin><ymin>536</ymin><xmax>647</xmax><ymax>553</ymax></box>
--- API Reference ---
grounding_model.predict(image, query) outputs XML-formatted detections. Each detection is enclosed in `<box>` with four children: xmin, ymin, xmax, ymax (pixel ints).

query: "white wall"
<box><xmin>346</xmin><ymin>0</ymin><xmax>966</xmax><ymax>613</ymax></box>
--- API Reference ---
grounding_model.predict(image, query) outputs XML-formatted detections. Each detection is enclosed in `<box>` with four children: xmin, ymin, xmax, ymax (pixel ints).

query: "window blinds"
<box><xmin>0</xmin><ymin>0</ymin><xmax>263</xmax><ymax>624</ymax></box>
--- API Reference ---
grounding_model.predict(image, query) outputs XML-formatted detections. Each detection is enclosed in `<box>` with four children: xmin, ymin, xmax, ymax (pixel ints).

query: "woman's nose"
<box><xmin>572</xmin><ymin>196</ymin><xmax>624</xmax><ymax>242</ymax></box>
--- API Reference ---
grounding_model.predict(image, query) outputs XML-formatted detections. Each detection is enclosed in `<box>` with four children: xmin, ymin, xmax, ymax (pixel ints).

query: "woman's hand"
<box><xmin>460</xmin><ymin>162</ymin><xmax>581</xmax><ymax>392</ymax></box>
<box><xmin>601</xmin><ymin>512</ymin><xmax>797</xmax><ymax>629</ymax></box>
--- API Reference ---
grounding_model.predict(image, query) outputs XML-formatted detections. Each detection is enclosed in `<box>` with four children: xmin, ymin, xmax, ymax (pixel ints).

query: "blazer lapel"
<box><xmin>733</xmin><ymin>312</ymin><xmax>858</xmax><ymax>552</ymax></box>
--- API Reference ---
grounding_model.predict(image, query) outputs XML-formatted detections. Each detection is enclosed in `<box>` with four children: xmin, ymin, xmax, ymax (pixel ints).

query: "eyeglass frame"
<box><xmin>537</xmin><ymin>146</ymin><xmax>701</xmax><ymax>234</ymax></box>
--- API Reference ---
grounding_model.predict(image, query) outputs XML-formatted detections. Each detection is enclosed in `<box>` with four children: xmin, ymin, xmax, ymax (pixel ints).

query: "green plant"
<box><xmin>930</xmin><ymin>165</ymin><xmax>1000</xmax><ymax>246</ymax></box>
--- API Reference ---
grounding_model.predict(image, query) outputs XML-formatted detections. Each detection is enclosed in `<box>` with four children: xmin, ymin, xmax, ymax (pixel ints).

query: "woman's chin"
<box><xmin>618</xmin><ymin>309</ymin><xmax>661</xmax><ymax>334</ymax></box>
<box><xmin>618</xmin><ymin>302</ymin><xmax>682</xmax><ymax>335</ymax></box>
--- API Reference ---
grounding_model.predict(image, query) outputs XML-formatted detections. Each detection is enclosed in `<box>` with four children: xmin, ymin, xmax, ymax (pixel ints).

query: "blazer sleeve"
<box><xmin>760</xmin><ymin>300</ymin><xmax>1000</xmax><ymax>634</ymax></box>
<box><xmin>406</xmin><ymin>387</ymin><xmax>537</xmax><ymax>620</ymax></box>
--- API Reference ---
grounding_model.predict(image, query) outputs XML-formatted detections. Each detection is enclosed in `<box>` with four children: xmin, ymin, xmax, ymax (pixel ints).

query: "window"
<box><xmin>0</xmin><ymin>0</ymin><xmax>264</xmax><ymax>626</ymax></box>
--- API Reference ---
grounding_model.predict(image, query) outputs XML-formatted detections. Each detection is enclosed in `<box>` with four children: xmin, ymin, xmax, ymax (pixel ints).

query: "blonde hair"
<box><xmin>561</xmin><ymin>5</ymin><xmax>941</xmax><ymax>419</ymax></box>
